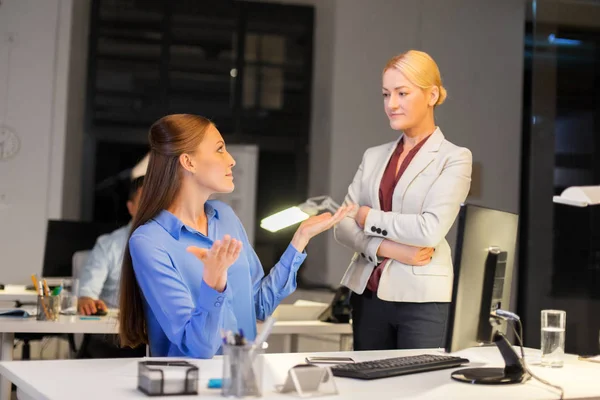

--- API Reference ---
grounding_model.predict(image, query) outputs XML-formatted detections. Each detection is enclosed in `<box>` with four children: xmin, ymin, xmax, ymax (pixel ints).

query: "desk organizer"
<box><xmin>138</xmin><ymin>360</ymin><xmax>199</xmax><ymax>396</ymax></box>
<box><xmin>36</xmin><ymin>295</ymin><xmax>60</xmax><ymax>321</ymax></box>
<box><xmin>222</xmin><ymin>343</ymin><xmax>264</xmax><ymax>398</ymax></box>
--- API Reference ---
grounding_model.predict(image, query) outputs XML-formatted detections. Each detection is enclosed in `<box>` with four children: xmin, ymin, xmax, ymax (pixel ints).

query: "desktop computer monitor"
<box><xmin>445</xmin><ymin>203</ymin><xmax>519</xmax><ymax>353</ymax></box>
<box><xmin>42</xmin><ymin>219</ymin><xmax>122</xmax><ymax>278</ymax></box>
<box><xmin>323</xmin><ymin>204</ymin><xmax>525</xmax><ymax>384</ymax></box>
<box><xmin>444</xmin><ymin>204</ymin><xmax>524</xmax><ymax>384</ymax></box>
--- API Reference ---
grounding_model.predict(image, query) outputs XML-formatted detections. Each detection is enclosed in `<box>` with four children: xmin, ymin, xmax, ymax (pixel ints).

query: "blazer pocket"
<box><xmin>412</xmin><ymin>263</ymin><xmax>450</xmax><ymax>276</ymax></box>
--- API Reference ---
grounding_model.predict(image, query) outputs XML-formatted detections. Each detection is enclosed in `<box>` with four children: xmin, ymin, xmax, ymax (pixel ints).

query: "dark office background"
<box><xmin>83</xmin><ymin>0</ymin><xmax>314</xmax><ymax>281</ymax></box>
<box><xmin>78</xmin><ymin>0</ymin><xmax>600</xmax><ymax>355</ymax></box>
<box><xmin>519</xmin><ymin>0</ymin><xmax>600</xmax><ymax>355</ymax></box>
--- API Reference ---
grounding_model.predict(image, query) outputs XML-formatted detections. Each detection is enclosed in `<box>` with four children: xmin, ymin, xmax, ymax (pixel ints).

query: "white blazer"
<box><xmin>334</xmin><ymin>128</ymin><xmax>472</xmax><ymax>303</ymax></box>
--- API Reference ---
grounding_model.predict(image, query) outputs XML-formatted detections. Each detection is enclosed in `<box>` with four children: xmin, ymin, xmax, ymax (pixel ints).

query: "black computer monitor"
<box><xmin>445</xmin><ymin>204</ymin><xmax>519</xmax><ymax>352</ymax></box>
<box><xmin>444</xmin><ymin>204</ymin><xmax>526</xmax><ymax>384</ymax></box>
<box><xmin>41</xmin><ymin>219</ymin><xmax>123</xmax><ymax>278</ymax></box>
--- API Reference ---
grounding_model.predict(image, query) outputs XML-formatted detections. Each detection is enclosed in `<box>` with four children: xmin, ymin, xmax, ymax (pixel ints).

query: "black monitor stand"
<box><xmin>451</xmin><ymin>331</ymin><xmax>529</xmax><ymax>384</ymax></box>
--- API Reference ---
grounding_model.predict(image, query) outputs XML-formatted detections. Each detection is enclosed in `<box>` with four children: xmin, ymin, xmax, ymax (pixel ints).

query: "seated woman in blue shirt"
<box><xmin>118</xmin><ymin>114</ymin><xmax>352</xmax><ymax>358</ymax></box>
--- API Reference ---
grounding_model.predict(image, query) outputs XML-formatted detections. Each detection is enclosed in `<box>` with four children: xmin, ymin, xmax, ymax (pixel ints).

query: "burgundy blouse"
<box><xmin>366</xmin><ymin>134</ymin><xmax>431</xmax><ymax>292</ymax></box>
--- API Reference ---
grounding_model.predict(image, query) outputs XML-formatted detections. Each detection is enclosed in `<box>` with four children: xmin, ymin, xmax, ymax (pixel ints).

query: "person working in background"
<box><xmin>76</xmin><ymin>155</ymin><xmax>148</xmax><ymax>358</ymax></box>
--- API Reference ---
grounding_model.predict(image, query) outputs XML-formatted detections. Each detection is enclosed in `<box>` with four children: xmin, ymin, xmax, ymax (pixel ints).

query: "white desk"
<box><xmin>0</xmin><ymin>315</ymin><xmax>352</xmax><ymax>400</ymax></box>
<box><xmin>0</xmin><ymin>281</ymin><xmax>70</xmax><ymax>305</ymax></box>
<box><xmin>0</xmin><ymin>288</ymin><xmax>38</xmax><ymax>304</ymax></box>
<box><xmin>1</xmin><ymin>347</ymin><xmax>599</xmax><ymax>400</ymax></box>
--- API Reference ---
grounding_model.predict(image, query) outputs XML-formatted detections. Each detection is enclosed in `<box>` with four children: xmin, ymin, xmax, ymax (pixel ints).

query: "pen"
<box><xmin>226</xmin><ymin>331</ymin><xmax>235</xmax><ymax>345</ymax></box>
<box><xmin>32</xmin><ymin>275</ymin><xmax>45</xmax><ymax>298</ymax></box>
<box><xmin>254</xmin><ymin>316</ymin><xmax>275</xmax><ymax>348</ymax></box>
<box><xmin>234</xmin><ymin>333</ymin><xmax>242</xmax><ymax>345</ymax></box>
<box><xmin>221</xmin><ymin>329</ymin><xmax>233</xmax><ymax>345</ymax></box>
<box><xmin>79</xmin><ymin>316</ymin><xmax>101</xmax><ymax>320</ymax></box>
<box><xmin>249</xmin><ymin>316</ymin><xmax>276</xmax><ymax>361</ymax></box>
<box><xmin>32</xmin><ymin>277</ymin><xmax>52</xmax><ymax>320</ymax></box>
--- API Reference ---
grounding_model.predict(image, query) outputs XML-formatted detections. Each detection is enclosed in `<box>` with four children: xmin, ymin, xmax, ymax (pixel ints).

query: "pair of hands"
<box><xmin>353</xmin><ymin>205</ymin><xmax>434</xmax><ymax>267</ymax></box>
<box><xmin>186</xmin><ymin>205</ymin><xmax>356</xmax><ymax>292</ymax></box>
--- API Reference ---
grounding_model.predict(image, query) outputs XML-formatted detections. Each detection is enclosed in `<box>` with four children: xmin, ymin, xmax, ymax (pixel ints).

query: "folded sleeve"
<box><xmin>333</xmin><ymin>151</ymin><xmax>384</xmax><ymax>264</ymax></box>
<box><xmin>364</xmin><ymin>148</ymin><xmax>472</xmax><ymax>247</ymax></box>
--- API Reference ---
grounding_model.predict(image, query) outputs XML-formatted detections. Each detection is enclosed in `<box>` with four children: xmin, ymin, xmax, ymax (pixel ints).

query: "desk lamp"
<box><xmin>260</xmin><ymin>196</ymin><xmax>340</xmax><ymax>233</ymax></box>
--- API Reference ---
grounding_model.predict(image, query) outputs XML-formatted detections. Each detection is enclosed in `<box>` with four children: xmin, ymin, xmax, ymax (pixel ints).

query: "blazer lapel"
<box><xmin>394</xmin><ymin>128</ymin><xmax>445</xmax><ymax>201</ymax></box>
<box><xmin>370</xmin><ymin>136</ymin><xmax>402</xmax><ymax>209</ymax></box>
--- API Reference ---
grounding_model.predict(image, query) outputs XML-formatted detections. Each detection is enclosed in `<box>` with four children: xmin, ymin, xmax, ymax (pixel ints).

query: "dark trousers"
<box><xmin>350</xmin><ymin>289</ymin><xmax>449</xmax><ymax>350</ymax></box>
<box><xmin>76</xmin><ymin>334</ymin><xmax>146</xmax><ymax>359</ymax></box>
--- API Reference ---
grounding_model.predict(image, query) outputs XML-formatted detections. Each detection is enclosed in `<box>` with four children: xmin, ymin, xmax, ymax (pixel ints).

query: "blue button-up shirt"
<box><xmin>129</xmin><ymin>200</ymin><xmax>307</xmax><ymax>358</ymax></box>
<box><xmin>78</xmin><ymin>223</ymin><xmax>131</xmax><ymax>308</ymax></box>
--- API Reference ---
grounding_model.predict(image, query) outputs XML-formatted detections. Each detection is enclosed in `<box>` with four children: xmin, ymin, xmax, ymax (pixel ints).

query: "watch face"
<box><xmin>0</xmin><ymin>125</ymin><xmax>19</xmax><ymax>160</ymax></box>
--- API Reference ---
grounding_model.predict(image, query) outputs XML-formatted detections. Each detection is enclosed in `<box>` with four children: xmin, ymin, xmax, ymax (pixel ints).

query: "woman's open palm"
<box><xmin>187</xmin><ymin>235</ymin><xmax>242</xmax><ymax>291</ymax></box>
<box><xmin>297</xmin><ymin>205</ymin><xmax>355</xmax><ymax>240</ymax></box>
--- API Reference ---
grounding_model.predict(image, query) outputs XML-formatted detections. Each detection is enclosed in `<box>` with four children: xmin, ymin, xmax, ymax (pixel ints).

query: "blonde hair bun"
<box><xmin>437</xmin><ymin>86</ymin><xmax>447</xmax><ymax>106</ymax></box>
<box><xmin>384</xmin><ymin>50</ymin><xmax>447</xmax><ymax>107</ymax></box>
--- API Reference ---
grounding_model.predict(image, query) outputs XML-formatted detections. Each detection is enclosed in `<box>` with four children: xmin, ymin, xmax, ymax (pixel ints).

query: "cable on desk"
<box><xmin>510</xmin><ymin>320</ymin><xmax>564</xmax><ymax>400</ymax></box>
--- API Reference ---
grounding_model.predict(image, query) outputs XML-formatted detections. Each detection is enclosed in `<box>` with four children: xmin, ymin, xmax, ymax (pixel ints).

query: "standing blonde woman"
<box><xmin>334</xmin><ymin>50</ymin><xmax>472</xmax><ymax>350</ymax></box>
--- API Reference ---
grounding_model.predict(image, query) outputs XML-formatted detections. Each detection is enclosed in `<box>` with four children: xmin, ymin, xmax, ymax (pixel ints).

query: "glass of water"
<box><xmin>541</xmin><ymin>309</ymin><xmax>566</xmax><ymax>367</ymax></box>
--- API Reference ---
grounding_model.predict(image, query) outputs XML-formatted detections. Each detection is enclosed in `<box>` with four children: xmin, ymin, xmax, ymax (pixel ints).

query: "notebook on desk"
<box><xmin>0</xmin><ymin>306</ymin><xmax>37</xmax><ymax>317</ymax></box>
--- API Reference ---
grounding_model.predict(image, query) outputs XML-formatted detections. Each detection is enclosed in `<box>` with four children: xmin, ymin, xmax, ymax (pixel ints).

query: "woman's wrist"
<box><xmin>203</xmin><ymin>272</ymin><xmax>227</xmax><ymax>293</ymax></box>
<box><xmin>290</xmin><ymin>231</ymin><xmax>309</xmax><ymax>253</ymax></box>
<box><xmin>378</xmin><ymin>240</ymin><xmax>404</xmax><ymax>260</ymax></box>
<box><xmin>355</xmin><ymin>206</ymin><xmax>371</xmax><ymax>228</ymax></box>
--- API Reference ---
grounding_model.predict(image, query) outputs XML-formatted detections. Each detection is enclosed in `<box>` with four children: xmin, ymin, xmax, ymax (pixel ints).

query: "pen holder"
<box><xmin>36</xmin><ymin>295</ymin><xmax>60</xmax><ymax>321</ymax></box>
<box><xmin>222</xmin><ymin>344</ymin><xmax>263</xmax><ymax>398</ymax></box>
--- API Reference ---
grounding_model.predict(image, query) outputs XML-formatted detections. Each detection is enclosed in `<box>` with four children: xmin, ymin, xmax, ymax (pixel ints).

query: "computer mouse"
<box><xmin>93</xmin><ymin>309</ymin><xmax>108</xmax><ymax>316</ymax></box>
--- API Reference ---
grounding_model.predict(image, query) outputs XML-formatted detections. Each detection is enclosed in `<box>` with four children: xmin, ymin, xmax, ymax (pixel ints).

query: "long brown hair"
<box><xmin>119</xmin><ymin>114</ymin><xmax>213</xmax><ymax>348</ymax></box>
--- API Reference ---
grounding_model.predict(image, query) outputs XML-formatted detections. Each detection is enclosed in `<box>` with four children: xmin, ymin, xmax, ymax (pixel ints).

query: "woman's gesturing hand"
<box><xmin>291</xmin><ymin>205</ymin><xmax>355</xmax><ymax>252</ymax></box>
<box><xmin>187</xmin><ymin>235</ymin><xmax>243</xmax><ymax>292</ymax></box>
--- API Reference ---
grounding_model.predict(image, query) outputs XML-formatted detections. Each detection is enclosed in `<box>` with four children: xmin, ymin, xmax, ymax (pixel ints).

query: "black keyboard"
<box><xmin>330</xmin><ymin>354</ymin><xmax>469</xmax><ymax>380</ymax></box>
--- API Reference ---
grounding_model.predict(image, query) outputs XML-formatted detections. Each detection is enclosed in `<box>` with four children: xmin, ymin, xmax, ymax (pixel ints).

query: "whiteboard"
<box><xmin>210</xmin><ymin>144</ymin><xmax>259</xmax><ymax>245</ymax></box>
